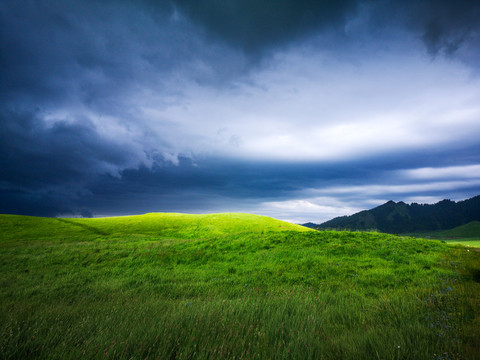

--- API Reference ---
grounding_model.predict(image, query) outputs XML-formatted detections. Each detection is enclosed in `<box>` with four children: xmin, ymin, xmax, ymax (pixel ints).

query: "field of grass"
<box><xmin>409</xmin><ymin>221</ymin><xmax>480</xmax><ymax>242</ymax></box>
<box><xmin>1</xmin><ymin>213</ymin><xmax>479</xmax><ymax>359</ymax></box>
<box><xmin>407</xmin><ymin>221</ymin><xmax>480</xmax><ymax>249</ymax></box>
<box><xmin>445</xmin><ymin>240</ymin><xmax>480</xmax><ymax>248</ymax></box>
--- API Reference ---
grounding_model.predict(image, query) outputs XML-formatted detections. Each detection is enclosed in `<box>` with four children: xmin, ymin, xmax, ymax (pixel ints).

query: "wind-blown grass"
<box><xmin>1</xmin><ymin>213</ymin><xmax>479</xmax><ymax>359</ymax></box>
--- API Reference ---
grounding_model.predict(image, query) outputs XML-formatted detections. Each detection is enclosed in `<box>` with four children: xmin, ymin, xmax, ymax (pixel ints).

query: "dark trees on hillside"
<box><xmin>313</xmin><ymin>195</ymin><xmax>480</xmax><ymax>233</ymax></box>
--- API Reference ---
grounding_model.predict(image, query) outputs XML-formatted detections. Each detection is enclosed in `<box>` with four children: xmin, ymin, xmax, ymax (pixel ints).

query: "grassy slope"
<box><xmin>0</xmin><ymin>212</ymin><xmax>309</xmax><ymax>241</ymax></box>
<box><xmin>1</xmin><ymin>214</ymin><xmax>479</xmax><ymax>359</ymax></box>
<box><xmin>408</xmin><ymin>221</ymin><xmax>480</xmax><ymax>247</ymax></box>
<box><xmin>436</xmin><ymin>222</ymin><xmax>480</xmax><ymax>247</ymax></box>
<box><xmin>437</xmin><ymin>221</ymin><xmax>480</xmax><ymax>238</ymax></box>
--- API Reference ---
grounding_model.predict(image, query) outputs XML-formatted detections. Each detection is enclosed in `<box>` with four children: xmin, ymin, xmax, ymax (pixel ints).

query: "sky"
<box><xmin>1</xmin><ymin>0</ymin><xmax>480</xmax><ymax>224</ymax></box>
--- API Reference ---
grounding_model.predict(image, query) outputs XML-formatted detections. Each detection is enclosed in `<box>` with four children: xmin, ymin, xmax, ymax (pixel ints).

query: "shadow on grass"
<box><xmin>55</xmin><ymin>218</ymin><xmax>108</xmax><ymax>236</ymax></box>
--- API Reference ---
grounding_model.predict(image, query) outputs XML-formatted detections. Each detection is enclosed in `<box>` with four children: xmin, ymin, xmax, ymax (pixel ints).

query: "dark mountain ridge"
<box><xmin>309</xmin><ymin>195</ymin><xmax>480</xmax><ymax>233</ymax></box>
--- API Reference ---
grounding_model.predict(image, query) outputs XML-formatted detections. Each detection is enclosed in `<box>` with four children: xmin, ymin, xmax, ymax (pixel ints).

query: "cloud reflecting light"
<box><xmin>1</xmin><ymin>0</ymin><xmax>480</xmax><ymax>221</ymax></box>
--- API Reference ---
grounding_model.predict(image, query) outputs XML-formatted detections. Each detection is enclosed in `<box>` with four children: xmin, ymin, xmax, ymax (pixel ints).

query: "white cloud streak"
<box><xmin>400</xmin><ymin>164</ymin><xmax>480</xmax><ymax>180</ymax></box>
<box><xmin>257</xmin><ymin>197</ymin><xmax>363</xmax><ymax>224</ymax></box>
<box><xmin>310</xmin><ymin>180</ymin><xmax>480</xmax><ymax>196</ymax></box>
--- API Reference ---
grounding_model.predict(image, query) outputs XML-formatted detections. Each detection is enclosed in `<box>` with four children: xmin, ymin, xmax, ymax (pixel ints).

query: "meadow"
<box><xmin>1</xmin><ymin>213</ymin><xmax>479</xmax><ymax>359</ymax></box>
<box><xmin>409</xmin><ymin>221</ymin><xmax>480</xmax><ymax>248</ymax></box>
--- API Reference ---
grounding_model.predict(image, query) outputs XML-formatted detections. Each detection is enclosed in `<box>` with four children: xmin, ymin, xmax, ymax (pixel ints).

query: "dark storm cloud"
<box><xmin>1</xmin><ymin>0</ymin><xmax>480</xmax><ymax>219</ymax></box>
<box><xmin>167</xmin><ymin>0</ymin><xmax>480</xmax><ymax>59</ymax></box>
<box><xmin>0</xmin><ymin>188</ymin><xmax>75</xmax><ymax>218</ymax></box>
<box><xmin>169</xmin><ymin>0</ymin><xmax>359</xmax><ymax>52</ymax></box>
<box><xmin>0</xmin><ymin>108</ymin><xmax>145</xmax><ymax>216</ymax></box>
<box><xmin>0</xmin><ymin>109</ymin><xmax>141</xmax><ymax>189</ymax></box>
<box><xmin>404</xmin><ymin>0</ymin><xmax>480</xmax><ymax>56</ymax></box>
<box><xmin>1</xmin><ymin>0</ymin><xmax>195</xmax><ymax>104</ymax></box>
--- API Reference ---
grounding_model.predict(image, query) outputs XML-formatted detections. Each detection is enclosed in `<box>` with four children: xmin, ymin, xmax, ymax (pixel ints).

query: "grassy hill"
<box><xmin>0</xmin><ymin>212</ymin><xmax>309</xmax><ymax>242</ymax></box>
<box><xmin>1</xmin><ymin>213</ymin><xmax>479</xmax><ymax>359</ymax></box>
<box><xmin>409</xmin><ymin>221</ymin><xmax>480</xmax><ymax>248</ymax></box>
<box><xmin>433</xmin><ymin>221</ymin><xmax>480</xmax><ymax>239</ymax></box>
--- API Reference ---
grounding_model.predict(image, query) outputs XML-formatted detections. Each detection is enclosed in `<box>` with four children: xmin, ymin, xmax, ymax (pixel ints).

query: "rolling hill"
<box><xmin>409</xmin><ymin>221</ymin><xmax>480</xmax><ymax>247</ymax></box>
<box><xmin>310</xmin><ymin>195</ymin><xmax>480</xmax><ymax>233</ymax></box>
<box><xmin>1</xmin><ymin>212</ymin><xmax>479</xmax><ymax>359</ymax></box>
<box><xmin>0</xmin><ymin>212</ymin><xmax>309</xmax><ymax>242</ymax></box>
<box><xmin>433</xmin><ymin>221</ymin><xmax>480</xmax><ymax>239</ymax></box>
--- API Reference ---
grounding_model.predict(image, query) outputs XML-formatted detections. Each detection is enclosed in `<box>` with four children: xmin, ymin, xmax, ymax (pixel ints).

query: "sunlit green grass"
<box><xmin>409</xmin><ymin>221</ymin><xmax>480</xmax><ymax>244</ymax></box>
<box><xmin>1</xmin><ymin>213</ymin><xmax>479</xmax><ymax>359</ymax></box>
<box><xmin>446</xmin><ymin>240</ymin><xmax>480</xmax><ymax>247</ymax></box>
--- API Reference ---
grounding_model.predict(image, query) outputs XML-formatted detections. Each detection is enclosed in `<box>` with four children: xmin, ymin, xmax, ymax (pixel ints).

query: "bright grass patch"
<box><xmin>0</xmin><ymin>213</ymin><xmax>479</xmax><ymax>359</ymax></box>
<box><xmin>446</xmin><ymin>240</ymin><xmax>480</xmax><ymax>248</ymax></box>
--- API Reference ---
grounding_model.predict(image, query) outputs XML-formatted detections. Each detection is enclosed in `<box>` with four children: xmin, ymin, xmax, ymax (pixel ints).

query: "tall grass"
<box><xmin>0</xmin><ymin>214</ymin><xmax>479</xmax><ymax>359</ymax></box>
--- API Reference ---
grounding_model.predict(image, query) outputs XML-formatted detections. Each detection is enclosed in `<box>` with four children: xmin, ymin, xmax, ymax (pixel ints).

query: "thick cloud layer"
<box><xmin>170</xmin><ymin>0</ymin><xmax>359</xmax><ymax>51</ymax></box>
<box><xmin>404</xmin><ymin>0</ymin><xmax>480</xmax><ymax>57</ymax></box>
<box><xmin>169</xmin><ymin>0</ymin><xmax>480</xmax><ymax>60</ymax></box>
<box><xmin>1</xmin><ymin>0</ymin><xmax>479</xmax><ymax>221</ymax></box>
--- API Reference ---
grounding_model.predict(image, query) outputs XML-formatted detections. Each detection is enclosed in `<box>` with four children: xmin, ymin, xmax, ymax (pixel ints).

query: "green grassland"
<box><xmin>438</xmin><ymin>221</ymin><xmax>480</xmax><ymax>239</ymax></box>
<box><xmin>1</xmin><ymin>213</ymin><xmax>479</xmax><ymax>359</ymax></box>
<box><xmin>408</xmin><ymin>221</ymin><xmax>480</xmax><ymax>248</ymax></box>
<box><xmin>435</xmin><ymin>222</ymin><xmax>480</xmax><ymax>248</ymax></box>
<box><xmin>446</xmin><ymin>240</ymin><xmax>480</xmax><ymax>248</ymax></box>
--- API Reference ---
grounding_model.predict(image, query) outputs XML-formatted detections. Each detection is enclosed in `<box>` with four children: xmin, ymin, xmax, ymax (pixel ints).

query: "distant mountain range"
<box><xmin>306</xmin><ymin>195</ymin><xmax>480</xmax><ymax>234</ymax></box>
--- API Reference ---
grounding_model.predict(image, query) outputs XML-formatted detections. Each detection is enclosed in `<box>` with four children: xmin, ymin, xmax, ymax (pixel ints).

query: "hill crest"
<box><xmin>0</xmin><ymin>212</ymin><xmax>311</xmax><ymax>241</ymax></box>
